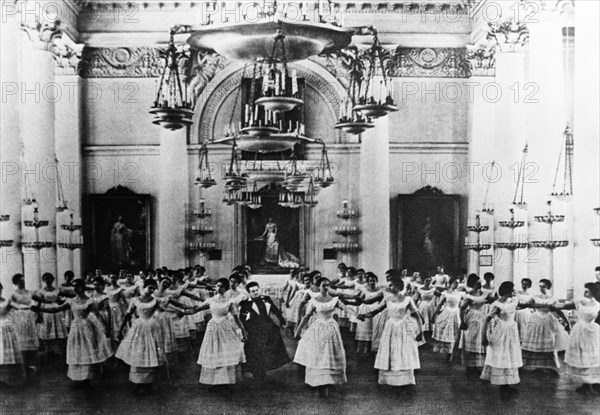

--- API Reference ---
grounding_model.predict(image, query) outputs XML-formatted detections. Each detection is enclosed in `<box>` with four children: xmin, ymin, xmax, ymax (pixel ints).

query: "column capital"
<box><xmin>21</xmin><ymin>19</ymin><xmax>62</xmax><ymax>53</ymax></box>
<box><xmin>487</xmin><ymin>20</ymin><xmax>529</xmax><ymax>53</ymax></box>
<box><xmin>53</xmin><ymin>36</ymin><xmax>83</xmax><ymax>76</ymax></box>
<box><xmin>466</xmin><ymin>44</ymin><xmax>496</xmax><ymax>77</ymax></box>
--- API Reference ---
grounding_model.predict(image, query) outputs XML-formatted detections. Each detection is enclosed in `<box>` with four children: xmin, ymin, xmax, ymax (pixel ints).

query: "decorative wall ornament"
<box><xmin>20</xmin><ymin>20</ymin><xmax>62</xmax><ymax>52</ymax></box>
<box><xmin>54</xmin><ymin>41</ymin><xmax>83</xmax><ymax>75</ymax></box>
<box><xmin>387</xmin><ymin>47</ymin><xmax>471</xmax><ymax>78</ymax></box>
<box><xmin>79</xmin><ymin>47</ymin><xmax>163</xmax><ymax>78</ymax></box>
<box><xmin>465</xmin><ymin>44</ymin><xmax>496</xmax><ymax>77</ymax></box>
<box><xmin>188</xmin><ymin>50</ymin><xmax>227</xmax><ymax>99</ymax></box>
<box><xmin>487</xmin><ymin>21</ymin><xmax>529</xmax><ymax>53</ymax></box>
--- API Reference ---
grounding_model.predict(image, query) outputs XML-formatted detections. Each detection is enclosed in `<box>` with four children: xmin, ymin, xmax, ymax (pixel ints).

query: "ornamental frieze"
<box><xmin>79</xmin><ymin>47</ymin><xmax>163</xmax><ymax>78</ymax></box>
<box><xmin>387</xmin><ymin>47</ymin><xmax>472</xmax><ymax>78</ymax></box>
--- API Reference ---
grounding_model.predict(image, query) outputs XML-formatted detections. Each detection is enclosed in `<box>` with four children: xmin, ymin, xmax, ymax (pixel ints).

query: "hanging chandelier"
<box><xmin>550</xmin><ymin>125</ymin><xmax>574</xmax><ymax>199</ymax></box>
<box><xmin>334</xmin><ymin>47</ymin><xmax>374</xmax><ymax>135</ymax></box>
<box><xmin>150</xmin><ymin>25</ymin><xmax>194</xmax><ymax>131</ymax></box>
<box><xmin>195</xmin><ymin>142</ymin><xmax>217</xmax><ymax>188</ymax></box>
<box><xmin>353</xmin><ymin>29</ymin><xmax>398</xmax><ymax>119</ymax></box>
<box><xmin>254</xmin><ymin>23</ymin><xmax>304</xmax><ymax>113</ymax></box>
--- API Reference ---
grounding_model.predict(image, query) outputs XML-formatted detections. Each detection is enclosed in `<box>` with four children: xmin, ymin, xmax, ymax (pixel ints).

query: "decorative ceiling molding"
<box><xmin>79</xmin><ymin>46</ymin><xmax>163</xmax><ymax>77</ymax></box>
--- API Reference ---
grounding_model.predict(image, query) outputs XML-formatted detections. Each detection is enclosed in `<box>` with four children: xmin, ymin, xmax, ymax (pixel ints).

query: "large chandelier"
<box><xmin>353</xmin><ymin>30</ymin><xmax>398</xmax><ymax>119</ymax></box>
<box><xmin>151</xmin><ymin>2</ymin><xmax>396</xmax><ymax>207</ymax></box>
<box><xmin>150</xmin><ymin>25</ymin><xmax>195</xmax><ymax>130</ymax></box>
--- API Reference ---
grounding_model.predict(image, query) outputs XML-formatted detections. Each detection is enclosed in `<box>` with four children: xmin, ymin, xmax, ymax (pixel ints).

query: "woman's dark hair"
<box><xmin>12</xmin><ymin>273</ymin><xmax>24</xmax><ymax>285</ymax></box>
<box><xmin>229</xmin><ymin>273</ymin><xmax>243</xmax><ymax>284</ymax></box>
<box><xmin>217</xmin><ymin>277</ymin><xmax>230</xmax><ymax>291</ymax></box>
<box><xmin>584</xmin><ymin>282</ymin><xmax>599</xmax><ymax>300</ymax></box>
<box><xmin>389</xmin><ymin>275</ymin><xmax>405</xmax><ymax>291</ymax></box>
<box><xmin>466</xmin><ymin>273</ymin><xmax>480</xmax><ymax>289</ymax></box>
<box><xmin>338</xmin><ymin>263</ymin><xmax>347</xmax><ymax>270</ymax></box>
<box><xmin>365</xmin><ymin>272</ymin><xmax>378</xmax><ymax>282</ymax></box>
<box><xmin>540</xmin><ymin>279</ymin><xmax>552</xmax><ymax>289</ymax></box>
<box><xmin>160</xmin><ymin>277</ymin><xmax>172</xmax><ymax>287</ymax></box>
<box><xmin>0</xmin><ymin>282</ymin><xmax>3</xmax><ymax>290</ymax></box>
<box><xmin>307</xmin><ymin>270</ymin><xmax>321</xmax><ymax>280</ymax></box>
<box><xmin>521</xmin><ymin>278</ymin><xmax>532</xmax><ymax>288</ymax></box>
<box><xmin>73</xmin><ymin>279</ymin><xmax>86</xmax><ymax>290</ymax></box>
<box><xmin>347</xmin><ymin>267</ymin><xmax>357</xmax><ymax>276</ymax></box>
<box><xmin>483</xmin><ymin>272</ymin><xmax>495</xmax><ymax>281</ymax></box>
<box><xmin>144</xmin><ymin>279</ymin><xmax>158</xmax><ymax>289</ymax></box>
<box><xmin>64</xmin><ymin>270</ymin><xmax>74</xmax><ymax>280</ymax></box>
<box><xmin>316</xmin><ymin>277</ymin><xmax>330</xmax><ymax>287</ymax></box>
<box><xmin>357</xmin><ymin>268</ymin><xmax>365</xmax><ymax>274</ymax></box>
<box><xmin>498</xmin><ymin>281</ymin><xmax>514</xmax><ymax>297</ymax></box>
<box><xmin>246</xmin><ymin>281</ymin><xmax>259</xmax><ymax>291</ymax></box>
<box><xmin>42</xmin><ymin>273</ymin><xmax>55</xmax><ymax>283</ymax></box>
<box><xmin>93</xmin><ymin>277</ymin><xmax>105</xmax><ymax>286</ymax></box>
<box><xmin>449</xmin><ymin>276</ymin><xmax>459</xmax><ymax>286</ymax></box>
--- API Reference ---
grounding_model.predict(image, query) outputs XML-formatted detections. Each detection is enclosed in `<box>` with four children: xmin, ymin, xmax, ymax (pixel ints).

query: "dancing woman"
<box><xmin>520</xmin><ymin>279</ymin><xmax>563</xmax><ymax>373</ymax></box>
<box><xmin>34</xmin><ymin>273</ymin><xmax>69</xmax><ymax>358</ymax></box>
<box><xmin>294</xmin><ymin>277</ymin><xmax>354</xmax><ymax>397</ymax></box>
<box><xmin>116</xmin><ymin>278</ymin><xmax>197</xmax><ymax>392</ymax></box>
<box><xmin>33</xmin><ymin>279</ymin><xmax>113</xmax><ymax>385</ymax></box>
<box><xmin>197</xmin><ymin>278</ymin><xmax>247</xmax><ymax>389</ymax></box>
<box><xmin>359</xmin><ymin>275</ymin><xmax>422</xmax><ymax>386</ymax></box>
<box><xmin>481</xmin><ymin>281</ymin><xmax>523</xmax><ymax>397</ymax></box>
<box><xmin>515</xmin><ymin>278</ymin><xmax>534</xmax><ymax>338</ymax></box>
<box><xmin>9</xmin><ymin>274</ymin><xmax>39</xmax><ymax>372</ymax></box>
<box><xmin>555</xmin><ymin>282</ymin><xmax>600</xmax><ymax>395</ymax></box>
<box><xmin>355</xmin><ymin>272</ymin><xmax>383</xmax><ymax>355</ymax></box>
<box><xmin>431</xmin><ymin>276</ymin><xmax>464</xmax><ymax>362</ymax></box>
<box><xmin>0</xmin><ymin>282</ymin><xmax>27</xmax><ymax>386</ymax></box>
<box><xmin>105</xmin><ymin>274</ymin><xmax>128</xmax><ymax>346</ymax></box>
<box><xmin>459</xmin><ymin>274</ymin><xmax>487</xmax><ymax>375</ymax></box>
<box><xmin>413</xmin><ymin>277</ymin><xmax>436</xmax><ymax>334</ymax></box>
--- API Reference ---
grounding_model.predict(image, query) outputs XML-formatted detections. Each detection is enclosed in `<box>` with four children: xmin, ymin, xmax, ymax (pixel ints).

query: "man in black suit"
<box><xmin>239</xmin><ymin>282</ymin><xmax>290</xmax><ymax>380</ymax></box>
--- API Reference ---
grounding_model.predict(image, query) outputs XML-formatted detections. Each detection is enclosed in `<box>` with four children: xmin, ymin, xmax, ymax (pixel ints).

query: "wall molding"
<box><xmin>390</xmin><ymin>141</ymin><xmax>469</xmax><ymax>154</ymax></box>
<box><xmin>83</xmin><ymin>145</ymin><xmax>160</xmax><ymax>156</ymax></box>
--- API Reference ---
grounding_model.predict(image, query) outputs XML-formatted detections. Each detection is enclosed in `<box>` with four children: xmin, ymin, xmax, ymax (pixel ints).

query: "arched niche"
<box><xmin>191</xmin><ymin>60</ymin><xmax>346</xmax><ymax>144</ymax></box>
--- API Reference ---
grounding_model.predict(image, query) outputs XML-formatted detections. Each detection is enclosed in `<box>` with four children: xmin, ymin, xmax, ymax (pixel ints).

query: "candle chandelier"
<box><xmin>150</xmin><ymin>25</ymin><xmax>194</xmax><ymax>131</ymax></box>
<box><xmin>149</xmin><ymin>1</ymin><xmax>399</xmax><ymax>207</ymax></box>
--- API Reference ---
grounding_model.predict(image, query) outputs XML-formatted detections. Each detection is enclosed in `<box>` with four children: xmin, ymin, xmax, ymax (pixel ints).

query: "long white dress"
<box><xmin>480</xmin><ymin>298</ymin><xmax>523</xmax><ymax>385</ymax></box>
<box><xmin>459</xmin><ymin>293</ymin><xmax>487</xmax><ymax>368</ymax></box>
<box><xmin>116</xmin><ymin>297</ymin><xmax>166</xmax><ymax>384</ymax></box>
<box><xmin>10</xmin><ymin>290</ymin><xmax>39</xmax><ymax>352</ymax></box>
<box><xmin>65</xmin><ymin>298</ymin><xmax>113</xmax><ymax>381</ymax></box>
<box><xmin>374</xmin><ymin>297</ymin><xmax>421</xmax><ymax>385</ymax></box>
<box><xmin>416</xmin><ymin>287</ymin><xmax>436</xmax><ymax>332</ymax></box>
<box><xmin>515</xmin><ymin>290</ymin><xmax>534</xmax><ymax>338</ymax></box>
<box><xmin>0</xmin><ymin>299</ymin><xmax>26</xmax><ymax>385</ymax></box>
<box><xmin>35</xmin><ymin>287</ymin><xmax>68</xmax><ymax>349</ymax></box>
<box><xmin>294</xmin><ymin>297</ymin><xmax>347</xmax><ymax>387</ymax></box>
<box><xmin>197</xmin><ymin>296</ymin><xmax>246</xmax><ymax>385</ymax></box>
<box><xmin>356</xmin><ymin>288</ymin><xmax>382</xmax><ymax>342</ymax></box>
<box><xmin>564</xmin><ymin>299</ymin><xmax>600</xmax><ymax>383</ymax></box>
<box><xmin>521</xmin><ymin>294</ymin><xmax>563</xmax><ymax>369</ymax></box>
<box><xmin>432</xmin><ymin>291</ymin><xmax>463</xmax><ymax>354</ymax></box>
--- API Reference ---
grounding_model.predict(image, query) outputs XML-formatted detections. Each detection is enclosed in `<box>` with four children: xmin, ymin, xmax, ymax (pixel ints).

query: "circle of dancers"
<box><xmin>1</xmin><ymin>264</ymin><xmax>599</xmax><ymax>399</ymax></box>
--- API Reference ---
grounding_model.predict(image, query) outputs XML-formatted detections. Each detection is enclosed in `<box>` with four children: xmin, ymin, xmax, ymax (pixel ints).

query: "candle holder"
<box><xmin>591</xmin><ymin>239</ymin><xmax>600</xmax><ymax>247</ymax></box>
<box><xmin>465</xmin><ymin>242</ymin><xmax>492</xmax><ymax>251</ymax></box>
<box><xmin>0</xmin><ymin>215</ymin><xmax>9</xmax><ymax>222</ymax></box>
<box><xmin>21</xmin><ymin>241</ymin><xmax>54</xmax><ymax>249</ymax></box>
<box><xmin>57</xmin><ymin>242</ymin><xmax>85</xmax><ymax>250</ymax></box>
<box><xmin>495</xmin><ymin>242</ymin><xmax>529</xmax><ymax>250</ymax></box>
<box><xmin>336</xmin><ymin>200</ymin><xmax>357</xmax><ymax>219</ymax></box>
<box><xmin>0</xmin><ymin>240</ymin><xmax>13</xmax><ymax>247</ymax></box>
<box><xmin>335</xmin><ymin>226</ymin><xmax>359</xmax><ymax>236</ymax></box>
<box><xmin>239</xmin><ymin>125</ymin><xmax>280</xmax><ymax>138</ymax></box>
<box><xmin>23</xmin><ymin>219</ymin><xmax>49</xmax><ymax>228</ymax></box>
<box><xmin>332</xmin><ymin>242</ymin><xmax>361</xmax><ymax>252</ymax></box>
<box><xmin>512</xmin><ymin>202</ymin><xmax>527</xmax><ymax>210</ymax></box>
<box><xmin>499</xmin><ymin>209</ymin><xmax>525</xmax><ymax>228</ymax></box>
<box><xmin>594</xmin><ymin>207</ymin><xmax>600</xmax><ymax>216</ymax></box>
<box><xmin>188</xmin><ymin>242</ymin><xmax>216</xmax><ymax>252</ymax></box>
<box><xmin>61</xmin><ymin>224</ymin><xmax>82</xmax><ymax>232</ymax></box>
<box><xmin>530</xmin><ymin>240</ymin><xmax>569</xmax><ymax>250</ymax></box>
<box><xmin>192</xmin><ymin>227</ymin><xmax>214</xmax><ymax>236</ymax></box>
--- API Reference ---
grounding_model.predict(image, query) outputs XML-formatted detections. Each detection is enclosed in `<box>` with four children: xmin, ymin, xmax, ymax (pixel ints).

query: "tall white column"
<box><xmin>573</xmin><ymin>1</ymin><xmax>600</xmax><ymax>298</ymax></box>
<box><xmin>526</xmin><ymin>5</ymin><xmax>569</xmax><ymax>291</ymax></box>
<box><xmin>158</xmin><ymin>129</ymin><xmax>189</xmax><ymax>268</ymax></box>
<box><xmin>359</xmin><ymin>114</ymin><xmax>390</xmax><ymax>277</ymax></box>
<box><xmin>0</xmin><ymin>9</ymin><xmax>23</xmax><ymax>293</ymax></box>
<box><xmin>466</xmin><ymin>71</ymin><xmax>497</xmax><ymax>276</ymax></box>
<box><xmin>20</xmin><ymin>21</ymin><xmax>61</xmax><ymax>289</ymax></box>
<box><xmin>55</xmin><ymin>39</ymin><xmax>83</xmax><ymax>282</ymax></box>
<box><xmin>488</xmin><ymin>25</ymin><xmax>528</xmax><ymax>285</ymax></box>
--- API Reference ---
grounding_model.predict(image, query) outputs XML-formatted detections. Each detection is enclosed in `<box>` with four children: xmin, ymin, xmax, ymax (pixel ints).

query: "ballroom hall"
<box><xmin>0</xmin><ymin>1</ymin><xmax>599</xmax><ymax>414</ymax></box>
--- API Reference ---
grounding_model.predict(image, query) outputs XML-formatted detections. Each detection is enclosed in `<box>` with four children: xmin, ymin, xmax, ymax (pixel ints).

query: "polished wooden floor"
<box><xmin>1</xmin><ymin>329</ymin><xmax>598</xmax><ymax>415</ymax></box>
